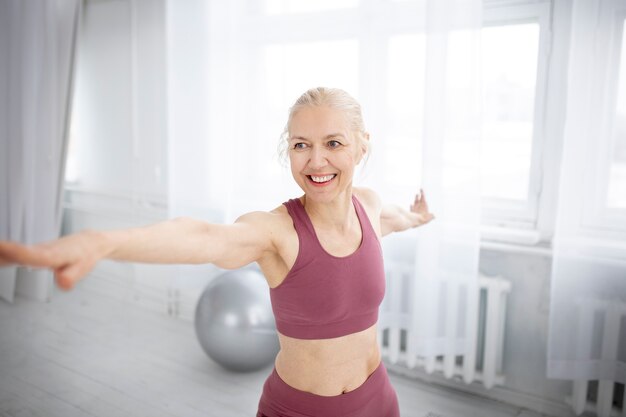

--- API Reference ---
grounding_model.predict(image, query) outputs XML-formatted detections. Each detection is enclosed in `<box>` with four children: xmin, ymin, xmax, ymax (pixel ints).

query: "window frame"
<box><xmin>480</xmin><ymin>2</ymin><xmax>551</xmax><ymax>239</ymax></box>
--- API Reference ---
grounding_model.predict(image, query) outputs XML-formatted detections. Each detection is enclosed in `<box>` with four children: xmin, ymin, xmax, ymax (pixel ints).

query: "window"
<box><xmin>579</xmin><ymin>10</ymin><xmax>626</xmax><ymax>235</ymax></box>
<box><xmin>481</xmin><ymin>23</ymin><xmax>539</xmax><ymax>202</ymax></box>
<box><xmin>263</xmin><ymin>40</ymin><xmax>360</xmax><ymax>112</ymax></box>
<box><xmin>386</xmin><ymin>34</ymin><xmax>425</xmax><ymax>189</ymax></box>
<box><xmin>214</xmin><ymin>0</ymin><xmax>552</xmax><ymax>239</ymax></box>
<box><xmin>380</xmin><ymin>9</ymin><xmax>548</xmax><ymax>233</ymax></box>
<box><xmin>479</xmin><ymin>3</ymin><xmax>551</xmax><ymax>235</ymax></box>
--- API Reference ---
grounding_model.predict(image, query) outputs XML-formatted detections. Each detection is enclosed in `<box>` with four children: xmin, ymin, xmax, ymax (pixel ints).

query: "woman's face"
<box><xmin>288</xmin><ymin>105</ymin><xmax>365</xmax><ymax>203</ymax></box>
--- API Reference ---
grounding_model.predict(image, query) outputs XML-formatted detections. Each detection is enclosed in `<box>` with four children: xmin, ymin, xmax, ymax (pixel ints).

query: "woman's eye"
<box><xmin>328</xmin><ymin>140</ymin><xmax>341</xmax><ymax>148</ymax></box>
<box><xmin>293</xmin><ymin>142</ymin><xmax>307</xmax><ymax>150</ymax></box>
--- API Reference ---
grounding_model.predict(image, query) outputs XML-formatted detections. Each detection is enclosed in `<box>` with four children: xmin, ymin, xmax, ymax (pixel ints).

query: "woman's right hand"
<box><xmin>0</xmin><ymin>230</ymin><xmax>109</xmax><ymax>291</ymax></box>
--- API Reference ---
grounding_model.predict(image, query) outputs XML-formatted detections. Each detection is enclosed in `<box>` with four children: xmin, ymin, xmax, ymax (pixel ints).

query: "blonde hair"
<box><xmin>277</xmin><ymin>87</ymin><xmax>370</xmax><ymax>166</ymax></box>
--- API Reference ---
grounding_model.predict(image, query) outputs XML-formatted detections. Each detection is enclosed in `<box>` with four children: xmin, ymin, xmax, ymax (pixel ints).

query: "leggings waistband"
<box><xmin>263</xmin><ymin>361</ymin><xmax>388</xmax><ymax>416</ymax></box>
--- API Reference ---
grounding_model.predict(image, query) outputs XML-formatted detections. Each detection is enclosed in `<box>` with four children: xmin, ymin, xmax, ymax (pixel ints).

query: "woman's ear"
<box><xmin>362</xmin><ymin>132</ymin><xmax>370</xmax><ymax>153</ymax></box>
<box><xmin>354</xmin><ymin>132</ymin><xmax>369</xmax><ymax>166</ymax></box>
<box><xmin>360</xmin><ymin>132</ymin><xmax>370</xmax><ymax>161</ymax></box>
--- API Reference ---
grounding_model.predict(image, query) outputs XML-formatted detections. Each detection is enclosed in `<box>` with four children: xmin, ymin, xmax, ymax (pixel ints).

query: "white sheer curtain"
<box><xmin>378</xmin><ymin>0</ymin><xmax>482</xmax><ymax>370</ymax></box>
<box><xmin>0</xmin><ymin>0</ymin><xmax>81</xmax><ymax>302</ymax></box>
<box><xmin>547</xmin><ymin>0</ymin><xmax>626</xmax><ymax>385</ymax></box>
<box><xmin>165</xmin><ymin>0</ymin><xmax>483</xmax><ymax>355</ymax></box>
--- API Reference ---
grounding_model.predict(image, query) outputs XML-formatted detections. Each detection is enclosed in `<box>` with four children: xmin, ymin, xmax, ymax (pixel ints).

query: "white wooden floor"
<box><xmin>0</xmin><ymin>284</ymin><xmax>545</xmax><ymax>417</ymax></box>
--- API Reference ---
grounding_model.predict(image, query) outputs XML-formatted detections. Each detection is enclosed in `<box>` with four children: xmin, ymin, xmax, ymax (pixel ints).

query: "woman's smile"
<box><xmin>307</xmin><ymin>174</ymin><xmax>337</xmax><ymax>186</ymax></box>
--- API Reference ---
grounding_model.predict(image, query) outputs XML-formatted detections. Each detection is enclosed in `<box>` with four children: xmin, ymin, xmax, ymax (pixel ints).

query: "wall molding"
<box><xmin>62</xmin><ymin>183</ymin><xmax>168</xmax><ymax>223</ymax></box>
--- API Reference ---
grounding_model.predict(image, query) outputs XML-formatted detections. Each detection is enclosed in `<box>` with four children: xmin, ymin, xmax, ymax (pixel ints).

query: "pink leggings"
<box><xmin>256</xmin><ymin>362</ymin><xmax>400</xmax><ymax>417</ymax></box>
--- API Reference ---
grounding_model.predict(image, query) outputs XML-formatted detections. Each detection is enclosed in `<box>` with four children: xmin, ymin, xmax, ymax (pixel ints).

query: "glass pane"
<box><xmin>445</xmin><ymin>30</ymin><xmax>482</xmax><ymax>193</ymax></box>
<box><xmin>264</xmin><ymin>0</ymin><xmax>358</xmax><ymax>15</ymax></box>
<box><xmin>385</xmin><ymin>34</ymin><xmax>425</xmax><ymax>191</ymax></box>
<box><xmin>481</xmin><ymin>23</ymin><xmax>539</xmax><ymax>201</ymax></box>
<box><xmin>608</xmin><ymin>21</ymin><xmax>626</xmax><ymax>209</ymax></box>
<box><xmin>264</xmin><ymin>40</ymin><xmax>359</xmax><ymax>111</ymax></box>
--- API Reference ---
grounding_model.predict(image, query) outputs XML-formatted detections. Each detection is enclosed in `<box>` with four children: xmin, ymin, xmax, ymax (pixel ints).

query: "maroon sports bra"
<box><xmin>269</xmin><ymin>195</ymin><xmax>386</xmax><ymax>340</ymax></box>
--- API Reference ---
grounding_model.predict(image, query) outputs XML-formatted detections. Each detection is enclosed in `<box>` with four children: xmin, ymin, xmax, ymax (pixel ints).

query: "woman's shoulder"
<box><xmin>236</xmin><ymin>202</ymin><xmax>292</xmax><ymax>227</ymax></box>
<box><xmin>353</xmin><ymin>187</ymin><xmax>382</xmax><ymax>212</ymax></box>
<box><xmin>353</xmin><ymin>187</ymin><xmax>384</xmax><ymax>237</ymax></box>
<box><xmin>233</xmin><ymin>204</ymin><xmax>296</xmax><ymax>254</ymax></box>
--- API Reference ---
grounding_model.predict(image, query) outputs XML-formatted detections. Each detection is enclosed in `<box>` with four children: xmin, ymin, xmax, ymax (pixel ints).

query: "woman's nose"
<box><xmin>308</xmin><ymin>146</ymin><xmax>328</xmax><ymax>168</ymax></box>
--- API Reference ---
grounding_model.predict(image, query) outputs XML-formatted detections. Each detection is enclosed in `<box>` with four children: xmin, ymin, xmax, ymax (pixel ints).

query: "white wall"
<box><xmin>64</xmin><ymin>0</ymin><xmax>220</xmax><ymax>319</ymax></box>
<box><xmin>68</xmin><ymin>0</ymin><xmax>167</xmax><ymax>196</ymax></box>
<box><xmin>480</xmin><ymin>248</ymin><xmax>572</xmax><ymax>413</ymax></box>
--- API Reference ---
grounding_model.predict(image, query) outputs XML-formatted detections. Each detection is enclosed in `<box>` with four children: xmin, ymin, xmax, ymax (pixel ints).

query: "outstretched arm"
<box><xmin>381</xmin><ymin>189</ymin><xmax>435</xmax><ymax>236</ymax></box>
<box><xmin>0</xmin><ymin>212</ymin><xmax>275</xmax><ymax>290</ymax></box>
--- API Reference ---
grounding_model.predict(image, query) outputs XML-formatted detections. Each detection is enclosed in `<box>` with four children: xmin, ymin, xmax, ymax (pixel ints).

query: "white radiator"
<box><xmin>378</xmin><ymin>264</ymin><xmax>511</xmax><ymax>390</ymax></box>
<box><xmin>567</xmin><ymin>300</ymin><xmax>625</xmax><ymax>417</ymax></box>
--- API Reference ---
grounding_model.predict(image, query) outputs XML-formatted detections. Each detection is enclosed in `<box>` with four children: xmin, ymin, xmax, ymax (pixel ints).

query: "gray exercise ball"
<box><xmin>194</xmin><ymin>268</ymin><xmax>280</xmax><ymax>372</ymax></box>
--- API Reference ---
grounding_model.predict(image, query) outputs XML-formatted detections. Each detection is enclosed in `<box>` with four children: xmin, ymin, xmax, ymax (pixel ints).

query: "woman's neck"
<box><xmin>302</xmin><ymin>189</ymin><xmax>355</xmax><ymax>231</ymax></box>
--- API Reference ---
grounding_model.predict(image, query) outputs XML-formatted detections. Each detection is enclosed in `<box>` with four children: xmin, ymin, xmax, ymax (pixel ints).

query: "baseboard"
<box><xmin>385</xmin><ymin>362</ymin><xmax>576</xmax><ymax>417</ymax></box>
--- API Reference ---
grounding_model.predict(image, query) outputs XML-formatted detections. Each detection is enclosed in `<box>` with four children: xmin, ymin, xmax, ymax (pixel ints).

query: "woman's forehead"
<box><xmin>289</xmin><ymin>106</ymin><xmax>350</xmax><ymax>138</ymax></box>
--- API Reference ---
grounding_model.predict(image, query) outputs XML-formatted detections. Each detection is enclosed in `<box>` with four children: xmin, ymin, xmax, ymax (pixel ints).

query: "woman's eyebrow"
<box><xmin>289</xmin><ymin>133</ymin><xmax>346</xmax><ymax>141</ymax></box>
<box><xmin>289</xmin><ymin>135</ymin><xmax>308</xmax><ymax>141</ymax></box>
<box><xmin>325</xmin><ymin>133</ymin><xmax>345</xmax><ymax>139</ymax></box>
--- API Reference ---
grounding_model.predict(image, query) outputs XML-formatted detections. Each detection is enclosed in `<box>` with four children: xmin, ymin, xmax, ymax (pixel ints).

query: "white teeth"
<box><xmin>310</xmin><ymin>175</ymin><xmax>336</xmax><ymax>183</ymax></box>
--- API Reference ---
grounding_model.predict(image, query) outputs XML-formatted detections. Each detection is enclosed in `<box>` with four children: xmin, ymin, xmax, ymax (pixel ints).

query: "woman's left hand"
<box><xmin>380</xmin><ymin>188</ymin><xmax>435</xmax><ymax>236</ymax></box>
<box><xmin>409</xmin><ymin>189</ymin><xmax>435</xmax><ymax>227</ymax></box>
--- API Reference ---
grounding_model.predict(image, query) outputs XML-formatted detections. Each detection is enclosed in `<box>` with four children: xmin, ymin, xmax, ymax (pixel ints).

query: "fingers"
<box><xmin>0</xmin><ymin>241</ymin><xmax>19</xmax><ymax>266</ymax></box>
<box><xmin>55</xmin><ymin>267</ymin><xmax>77</xmax><ymax>291</ymax></box>
<box><xmin>410</xmin><ymin>189</ymin><xmax>426</xmax><ymax>211</ymax></box>
<box><xmin>54</xmin><ymin>263</ymin><xmax>82</xmax><ymax>291</ymax></box>
<box><xmin>1</xmin><ymin>237</ymin><xmax>95</xmax><ymax>292</ymax></box>
<box><xmin>410</xmin><ymin>189</ymin><xmax>435</xmax><ymax>225</ymax></box>
<box><xmin>0</xmin><ymin>241</ymin><xmax>54</xmax><ymax>268</ymax></box>
<box><xmin>54</xmin><ymin>258</ymin><xmax>96</xmax><ymax>291</ymax></box>
<box><xmin>413</xmin><ymin>189</ymin><xmax>426</xmax><ymax>204</ymax></box>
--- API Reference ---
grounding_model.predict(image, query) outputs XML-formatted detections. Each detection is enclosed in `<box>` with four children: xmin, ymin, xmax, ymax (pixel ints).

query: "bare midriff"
<box><xmin>273</xmin><ymin>323</ymin><xmax>381</xmax><ymax>397</ymax></box>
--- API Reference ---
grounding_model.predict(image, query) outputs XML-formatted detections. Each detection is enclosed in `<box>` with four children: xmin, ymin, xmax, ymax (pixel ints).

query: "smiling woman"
<box><xmin>0</xmin><ymin>87</ymin><xmax>434</xmax><ymax>417</ymax></box>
